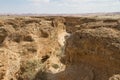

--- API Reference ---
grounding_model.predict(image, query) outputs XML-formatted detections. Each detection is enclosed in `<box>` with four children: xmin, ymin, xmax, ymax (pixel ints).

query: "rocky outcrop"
<box><xmin>0</xmin><ymin>16</ymin><xmax>67</xmax><ymax>80</ymax></box>
<box><xmin>0</xmin><ymin>48</ymin><xmax>20</xmax><ymax>80</ymax></box>
<box><xmin>0</xmin><ymin>16</ymin><xmax>120</xmax><ymax>80</ymax></box>
<box><xmin>63</xmin><ymin>27</ymin><xmax>120</xmax><ymax>80</ymax></box>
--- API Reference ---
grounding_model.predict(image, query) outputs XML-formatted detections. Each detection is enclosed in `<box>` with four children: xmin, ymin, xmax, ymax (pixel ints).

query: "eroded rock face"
<box><xmin>0</xmin><ymin>16</ymin><xmax>67</xmax><ymax>80</ymax></box>
<box><xmin>0</xmin><ymin>16</ymin><xmax>120</xmax><ymax>80</ymax></box>
<box><xmin>0</xmin><ymin>28</ymin><xmax>8</xmax><ymax>45</ymax></box>
<box><xmin>0</xmin><ymin>48</ymin><xmax>20</xmax><ymax>80</ymax></box>
<box><xmin>64</xmin><ymin>27</ymin><xmax>120</xmax><ymax>80</ymax></box>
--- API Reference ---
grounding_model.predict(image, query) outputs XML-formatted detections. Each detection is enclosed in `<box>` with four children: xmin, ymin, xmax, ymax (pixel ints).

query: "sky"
<box><xmin>0</xmin><ymin>0</ymin><xmax>120</xmax><ymax>14</ymax></box>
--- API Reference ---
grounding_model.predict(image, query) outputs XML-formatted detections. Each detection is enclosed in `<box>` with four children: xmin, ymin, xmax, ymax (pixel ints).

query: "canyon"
<box><xmin>0</xmin><ymin>15</ymin><xmax>120</xmax><ymax>80</ymax></box>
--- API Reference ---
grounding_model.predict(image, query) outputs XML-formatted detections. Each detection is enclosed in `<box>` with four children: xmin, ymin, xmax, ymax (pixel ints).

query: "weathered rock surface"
<box><xmin>63</xmin><ymin>27</ymin><xmax>120</xmax><ymax>80</ymax></box>
<box><xmin>0</xmin><ymin>16</ymin><xmax>67</xmax><ymax>80</ymax></box>
<box><xmin>0</xmin><ymin>16</ymin><xmax>120</xmax><ymax>80</ymax></box>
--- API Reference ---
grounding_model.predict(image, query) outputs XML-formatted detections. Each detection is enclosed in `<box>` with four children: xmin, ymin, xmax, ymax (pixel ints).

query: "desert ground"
<box><xmin>0</xmin><ymin>14</ymin><xmax>120</xmax><ymax>80</ymax></box>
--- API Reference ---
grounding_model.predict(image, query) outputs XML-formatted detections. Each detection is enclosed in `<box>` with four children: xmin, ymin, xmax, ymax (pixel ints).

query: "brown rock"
<box><xmin>64</xmin><ymin>27</ymin><xmax>120</xmax><ymax>80</ymax></box>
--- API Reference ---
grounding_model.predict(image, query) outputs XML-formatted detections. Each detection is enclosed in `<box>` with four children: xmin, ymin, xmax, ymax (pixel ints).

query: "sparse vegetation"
<box><xmin>17</xmin><ymin>59</ymin><xmax>45</xmax><ymax>80</ymax></box>
<box><xmin>52</xmin><ymin>64</ymin><xmax>59</xmax><ymax>69</ymax></box>
<box><xmin>0</xmin><ymin>15</ymin><xmax>120</xmax><ymax>80</ymax></box>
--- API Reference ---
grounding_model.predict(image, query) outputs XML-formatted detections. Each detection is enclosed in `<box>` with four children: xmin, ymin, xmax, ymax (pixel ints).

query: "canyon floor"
<box><xmin>0</xmin><ymin>15</ymin><xmax>120</xmax><ymax>80</ymax></box>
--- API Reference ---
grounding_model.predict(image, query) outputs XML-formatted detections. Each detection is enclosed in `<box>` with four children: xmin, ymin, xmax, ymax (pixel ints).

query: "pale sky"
<box><xmin>0</xmin><ymin>0</ymin><xmax>120</xmax><ymax>14</ymax></box>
